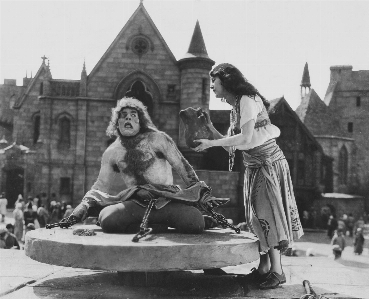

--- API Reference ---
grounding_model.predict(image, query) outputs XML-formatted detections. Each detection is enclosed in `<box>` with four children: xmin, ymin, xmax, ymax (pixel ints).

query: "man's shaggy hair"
<box><xmin>106</xmin><ymin>97</ymin><xmax>158</xmax><ymax>138</ymax></box>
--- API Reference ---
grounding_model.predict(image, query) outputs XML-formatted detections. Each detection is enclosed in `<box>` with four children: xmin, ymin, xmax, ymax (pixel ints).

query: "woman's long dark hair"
<box><xmin>210</xmin><ymin>63</ymin><xmax>270</xmax><ymax>109</ymax></box>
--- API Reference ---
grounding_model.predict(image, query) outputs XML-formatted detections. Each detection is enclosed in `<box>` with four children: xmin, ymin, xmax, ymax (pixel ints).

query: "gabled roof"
<box><xmin>13</xmin><ymin>61</ymin><xmax>51</xmax><ymax>109</ymax></box>
<box><xmin>296</xmin><ymin>89</ymin><xmax>349</xmax><ymax>137</ymax></box>
<box><xmin>301</xmin><ymin>62</ymin><xmax>311</xmax><ymax>87</ymax></box>
<box><xmin>88</xmin><ymin>3</ymin><xmax>177</xmax><ymax>79</ymax></box>
<box><xmin>269</xmin><ymin>96</ymin><xmax>324</xmax><ymax>152</ymax></box>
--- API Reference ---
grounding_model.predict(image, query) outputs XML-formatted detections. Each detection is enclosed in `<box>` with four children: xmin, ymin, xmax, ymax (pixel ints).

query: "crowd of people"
<box><xmin>0</xmin><ymin>191</ymin><xmax>73</xmax><ymax>249</ymax></box>
<box><xmin>327</xmin><ymin>212</ymin><xmax>367</xmax><ymax>258</ymax></box>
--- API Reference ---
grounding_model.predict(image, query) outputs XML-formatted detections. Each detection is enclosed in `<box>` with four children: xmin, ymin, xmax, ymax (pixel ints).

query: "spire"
<box><xmin>301</xmin><ymin>62</ymin><xmax>311</xmax><ymax>88</ymax></box>
<box><xmin>82</xmin><ymin>59</ymin><xmax>87</xmax><ymax>73</ymax></box>
<box><xmin>300</xmin><ymin>62</ymin><xmax>311</xmax><ymax>100</ymax></box>
<box><xmin>80</xmin><ymin>60</ymin><xmax>87</xmax><ymax>97</ymax></box>
<box><xmin>186</xmin><ymin>20</ymin><xmax>209</xmax><ymax>59</ymax></box>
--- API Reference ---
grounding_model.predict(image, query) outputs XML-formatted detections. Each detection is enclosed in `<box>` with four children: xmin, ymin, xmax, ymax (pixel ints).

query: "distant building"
<box><xmin>296</xmin><ymin>64</ymin><xmax>369</xmax><ymax>198</ymax></box>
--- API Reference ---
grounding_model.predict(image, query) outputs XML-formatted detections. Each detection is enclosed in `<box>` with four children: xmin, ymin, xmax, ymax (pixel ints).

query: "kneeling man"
<box><xmin>70</xmin><ymin>97</ymin><xmax>209</xmax><ymax>234</ymax></box>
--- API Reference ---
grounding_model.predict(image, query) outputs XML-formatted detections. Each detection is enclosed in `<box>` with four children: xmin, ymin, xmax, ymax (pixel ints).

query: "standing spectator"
<box><xmin>346</xmin><ymin>213</ymin><xmax>355</xmax><ymax>237</ymax></box>
<box><xmin>0</xmin><ymin>192</ymin><xmax>8</xmax><ymax>222</ymax></box>
<box><xmin>337</xmin><ymin>217</ymin><xmax>346</xmax><ymax>235</ymax></box>
<box><xmin>13</xmin><ymin>203</ymin><xmax>24</xmax><ymax>242</ymax></box>
<box><xmin>354</xmin><ymin>217</ymin><xmax>365</xmax><ymax>234</ymax></box>
<box><xmin>50</xmin><ymin>193</ymin><xmax>58</xmax><ymax>204</ymax></box>
<box><xmin>50</xmin><ymin>202</ymin><xmax>61</xmax><ymax>224</ymax></box>
<box><xmin>40</xmin><ymin>192</ymin><xmax>49</xmax><ymax>211</ymax></box>
<box><xmin>33</xmin><ymin>194</ymin><xmax>40</xmax><ymax>208</ymax></box>
<box><xmin>60</xmin><ymin>201</ymin><xmax>67</xmax><ymax>219</ymax></box>
<box><xmin>63</xmin><ymin>204</ymin><xmax>73</xmax><ymax>219</ymax></box>
<box><xmin>327</xmin><ymin>215</ymin><xmax>338</xmax><ymax>238</ymax></box>
<box><xmin>23</xmin><ymin>202</ymin><xmax>37</xmax><ymax>227</ymax></box>
<box><xmin>354</xmin><ymin>228</ymin><xmax>365</xmax><ymax>255</ymax></box>
<box><xmin>26</xmin><ymin>196</ymin><xmax>33</xmax><ymax>207</ymax></box>
<box><xmin>331</xmin><ymin>229</ymin><xmax>346</xmax><ymax>259</ymax></box>
<box><xmin>37</xmin><ymin>205</ymin><xmax>49</xmax><ymax>228</ymax></box>
<box><xmin>14</xmin><ymin>194</ymin><xmax>25</xmax><ymax>211</ymax></box>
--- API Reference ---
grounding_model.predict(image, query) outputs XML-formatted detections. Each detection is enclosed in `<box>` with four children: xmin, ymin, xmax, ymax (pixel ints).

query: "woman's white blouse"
<box><xmin>235</xmin><ymin>95</ymin><xmax>280</xmax><ymax>150</ymax></box>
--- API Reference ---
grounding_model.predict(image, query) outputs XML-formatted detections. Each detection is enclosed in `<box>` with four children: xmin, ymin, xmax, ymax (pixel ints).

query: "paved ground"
<box><xmin>1</xmin><ymin>210</ymin><xmax>369</xmax><ymax>298</ymax></box>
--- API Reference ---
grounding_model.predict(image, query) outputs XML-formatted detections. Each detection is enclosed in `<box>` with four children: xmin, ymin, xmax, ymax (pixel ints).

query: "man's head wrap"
<box><xmin>106</xmin><ymin>97</ymin><xmax>157</xmax><ymax>138</ymax></box>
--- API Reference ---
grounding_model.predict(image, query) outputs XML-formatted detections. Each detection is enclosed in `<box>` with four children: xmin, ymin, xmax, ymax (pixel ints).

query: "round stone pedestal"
<box><xmin>25</xmin><ymin>225</ymin><xmax>259</xmax><ymax>273</ymax></box>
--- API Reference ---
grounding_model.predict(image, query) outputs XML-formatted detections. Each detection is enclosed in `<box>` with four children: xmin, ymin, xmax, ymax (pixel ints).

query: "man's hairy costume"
<box><xmin>69</xmin><ymin>97</ymin><xmax>225</xmax><ymax>234</ymax></box>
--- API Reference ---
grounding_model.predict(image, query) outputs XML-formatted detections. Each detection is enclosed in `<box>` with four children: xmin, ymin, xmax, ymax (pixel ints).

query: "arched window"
<box><xmin>59</xmin><ymin>116</ymin><xmax>71</xmax><ymax>149</ymax></box>
<box><xmin>125</xmin><ymin>81</ymin><xmax>153</xmax><ymax>115</ymax></box>
<box><xmin>338</xmin><ymin>145</ymin><xmax>348</xmax><ymax>184</ymax></box>
<box><xmin>39</xmin><ymin>82</ymin><xmax>44</xmax><ymax>95</ymax></box>
<box><xmin>33</xmin><ymin>114</ymin><xmax>41</xmax><ymax>144</ymax></box>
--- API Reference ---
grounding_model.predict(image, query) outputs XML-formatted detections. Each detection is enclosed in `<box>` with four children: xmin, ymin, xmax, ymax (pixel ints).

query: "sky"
<box><xmin>1</xmin><ymin>0</ymin><xmax>368</xmax><ymax>110</ymax></box>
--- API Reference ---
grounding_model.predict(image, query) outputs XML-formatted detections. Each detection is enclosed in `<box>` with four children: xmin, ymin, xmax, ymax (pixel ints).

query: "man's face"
<box><xmin>117</xmin><ymin>107</ymin><xmax>140</xmax><ymax>137</ymax></box>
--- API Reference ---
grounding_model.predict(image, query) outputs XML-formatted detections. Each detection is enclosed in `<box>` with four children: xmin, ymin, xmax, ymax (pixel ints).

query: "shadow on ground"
<box><xmin>28</xmin><ymin>271</ymin><xmax>343</xmax><ymax>299</ymax></box>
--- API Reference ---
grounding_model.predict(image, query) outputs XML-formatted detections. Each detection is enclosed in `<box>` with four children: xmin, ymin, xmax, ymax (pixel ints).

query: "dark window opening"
<box><xmin>167</xmin><ymin>84</ymin><xmax>176</xmax><ymax>95</ymax></box>
<box><xmin>202</xmin><ymin>78</ymin><xmax>207</xmax><ymax>95</ymax></box>
<box><xmin>339</xmin><ymin>146</ymin><xmax>348</xmax><ymax>184</ymax></box>
<box><xmin>348</xmin><ymin>122</ymin><xmax>353</xmax><ymax>133</ymax></box>
<box><xmin>356</xmin><ymin>97</ymin><xmax>361</xmax><ymax>107</ymax></box>
<box><xmin>59</xmin><ymin>117</ymin><xmax>71</xmax><ymax>149</ymax></box>
<box><xmin>60</xmin><ymin>177</ymin><xmax>71</xmax><ymax>194</ymax></box>
<box><xmin>39</xmin><ymin>82</ymin><xmax>43</xmax><ymax>95</ymax></box>
<box><xmin>33</xmin><ymin>115</ymin><xmax>40</xmax><ymax>144</ymax></box>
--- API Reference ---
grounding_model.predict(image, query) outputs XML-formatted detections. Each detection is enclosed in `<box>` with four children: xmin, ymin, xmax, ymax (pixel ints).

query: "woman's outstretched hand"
<box><xmin>193</xmin><ymin>139</ymin><xmax>213</xmax><ymax>152</ymax></box>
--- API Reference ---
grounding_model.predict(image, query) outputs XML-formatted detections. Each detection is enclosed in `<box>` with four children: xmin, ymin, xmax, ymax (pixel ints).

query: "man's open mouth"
<box><xmin>124</xmin><ymin>123</ymin><xmax>133</xmax><ymax>129</ymax></box>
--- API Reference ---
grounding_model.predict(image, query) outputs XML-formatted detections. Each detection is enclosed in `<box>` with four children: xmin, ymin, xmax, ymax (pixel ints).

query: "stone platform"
<box><xmin>24</xmin><ymin>225</ymin><xmax>259</xmax><ymax>272</ymax></box>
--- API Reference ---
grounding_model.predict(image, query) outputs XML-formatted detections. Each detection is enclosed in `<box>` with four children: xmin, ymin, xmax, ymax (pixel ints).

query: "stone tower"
<box><xmin>324</xmin><ymin>65</ymin><xmax>369</xmax><ymax>196</ymax></box>
<box><xmin>177</xmin><ymin>21</ymin><xmax>214</xmax><ymax>151</ymax></box>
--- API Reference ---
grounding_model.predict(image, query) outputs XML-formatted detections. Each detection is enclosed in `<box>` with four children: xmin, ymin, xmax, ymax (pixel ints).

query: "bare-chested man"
<box><xmin>70</xmin><ymin>97</ymin><xmax>210</xmax><ymax>234</ymax></box>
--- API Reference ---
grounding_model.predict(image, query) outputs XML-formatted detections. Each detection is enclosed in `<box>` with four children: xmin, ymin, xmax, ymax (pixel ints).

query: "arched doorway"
<box><xmin>3</xmin><ymin>168</ymin><xmax>24</xmax><ymax>208</ymax></box>
<box><xmin>124</xmin><ymin>80</ymin><xmax>153</xmax><ymax>115</ymax></box>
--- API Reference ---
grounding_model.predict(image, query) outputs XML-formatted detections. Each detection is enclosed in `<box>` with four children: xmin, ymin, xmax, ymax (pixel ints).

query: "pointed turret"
<box><xmin>178</xmin><ymin>20</ymin><xmax>214</xmax><ymax>110</ymax></box>
<box><xmin>301</xmin><ymin>62</ymin><xmax>311</xmax><ymax>99</ymax></box>
<box><xmin>186</xmin><ymin>20</ymin><xmax>210</xmax><ymax>59</ymax></box>
<box><xmin>177</xmin><ymin>21</ymin><xmax>214</xmax><ymax>167</ymax></box>
<box><xmin>79</xmin><ymin>60</ymin><xmax>87</xmax><ymax>96</ymax></box>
